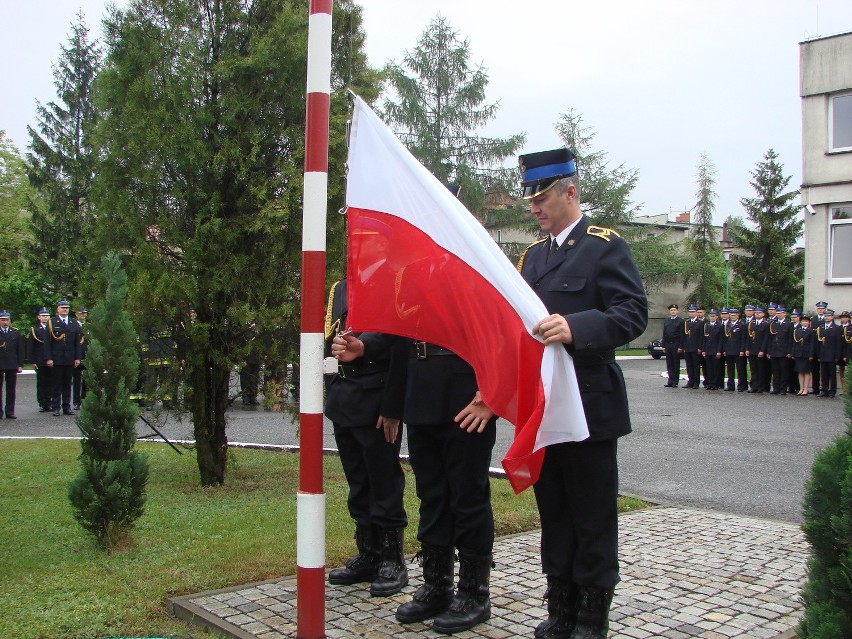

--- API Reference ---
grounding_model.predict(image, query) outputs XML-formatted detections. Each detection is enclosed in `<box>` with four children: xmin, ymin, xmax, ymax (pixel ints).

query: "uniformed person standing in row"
<box><xmin>747</xmin><ymin>306</ymin><xmax>770</xmax><ymax>393</ymax></box>
<box><xmin>817</xmin><ymin>309</ymin><xmax>841</xmax><ymax>397</ymax></box>
<box><xmin>812</xmin><ymin>301</ymin><xmax>828</xmax><ymax>393</ymax></box>
<box><xmin>682</xmin><ymin>305</ymin><xmax>703</xmax><ymax>389</ymax></box>
<box><xmin>324</xmin><ymin>278</ymin><xmax>409</xmax><ymax>598</ymax></box>
<box><xmin>661</xmin><ymin>304</ymin><xmax>682</xmax><ymax>388</ymax></box>
<box><xmin>789</xmin><ymin>311</ymin><xmax>814</xmax><ymax>396</ymax></box>
<box><xmin>45</xmin><ymin>300</ymin><xmax>82</xmax><ymax>416</ymax></box>
<box><xmin>768</xmin><ymin>306</ymin><xmax>792</xmax><ymax>394</ymax></box>
<box><xmin>839</xmin><ymin>310</ymin><xmax>851</xmax><ymax>393</ymax></box>
<box><xmin>27</xmin><ymin>308</ymin><xmax>53</xmax><ymax>412</ymax></box>
<box><xmin>742</xmin><ymin>305</ymin><xmax>756</xmax><ymax>390</ymax></box>
<box><xmin>72</xmin><ymin>306</ymin><xmax>89</xmax><ymax>410</ymax></box>
<box><xmin>701</xmin><ymin>309</ymin><xmax>723</xmax><ymax>390</ymax></box>
<box><xmin>516</xmin><ymin>148</ymin><xmax>647</xmax><ymax>639</ymax></box>
<box><xmin>722</xmin><ymin>308</ymin><xmax>747</xmax><ymax>391</ymax></box>
<box><xmin>0</xmin><ymin>310</ymin><xmax>25</xmax><ymax>420</ymax></box>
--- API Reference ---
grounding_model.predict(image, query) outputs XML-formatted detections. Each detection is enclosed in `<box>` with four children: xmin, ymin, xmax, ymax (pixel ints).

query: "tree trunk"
<box><xmin>191</xmin><ymin>354</ymin><xmax>230</xmax><ymax>486</ymax></box>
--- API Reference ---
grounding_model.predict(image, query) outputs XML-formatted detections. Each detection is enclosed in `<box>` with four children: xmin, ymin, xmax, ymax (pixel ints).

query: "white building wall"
<box><xmin>800</xmin><ymin>32</ymin><xmax>852</xmax><ymax>313</ymax></box>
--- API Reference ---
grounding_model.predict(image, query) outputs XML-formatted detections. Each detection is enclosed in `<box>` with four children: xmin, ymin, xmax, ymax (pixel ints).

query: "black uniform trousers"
<box><xmin>51</xmin><ymin>365</ymin><xmax>74</xmax><ymax>412</ymax></box>
<box><xmin>72</xmin><ymin>364</ymin><xmax>86</xmax><ymax>406</ymax></box>
<box><xmin>820</xmin><ymin>361</ymin><xmax>837</xmax><ymax>396</ymax></box>
<box><xmin>1</xmin><ymin>369</ymin><xmax>18</xmax><ymax>416</ymax></box>
<box><xmin>684</xmin><ymin>352</ymin><xmax>700</xmax><ymax>388</ymax></box>
<box><xmin>664</xmin><ymin>348</ymin><xmax>680</xmax><ymax>386</ymax></box>
<box><xmin>704</xmin><ymin>354</ymin><xmax>721</xmax><ymax>389</ymax></box>
<box><xmin>406</xmin><ymin>418</ymin><xmax>496</xmax><ymax>555</ymax></box>
<box><xmin>534</xmin><ymin>439</ymin><xmax>619</xmax><ymax>588</ymax></box>
<box><xmin>749</xmin><ymin>354</ymin><xmax>768</xmax><ymax>392</ymax></box>
<box><xmin>35</xmin><ymin>366</ymin><xmax>51</xmax><ymax>409</ymax></box>
<box><xmin>725</xmin><ymin>355</ymin><xmax>748</xmax><ymax>390</ymax></box>
<box><xmin>333</xmin><ymin>421</ymin><xmax>407</xmax><ymax>530</ymax></box>
<box><xmin>770</xmin><ymin>357</ymin><xmax>789</xmax><ymax>393</ymax></box>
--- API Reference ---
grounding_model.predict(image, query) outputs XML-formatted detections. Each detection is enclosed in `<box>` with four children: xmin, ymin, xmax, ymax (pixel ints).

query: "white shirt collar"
<box><xmin>550</xmin><ymin>216</ymin><xmax>583</xmax><ymax>248</ymax></box>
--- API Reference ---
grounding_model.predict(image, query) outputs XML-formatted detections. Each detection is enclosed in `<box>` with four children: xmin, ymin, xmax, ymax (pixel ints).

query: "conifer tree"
<box><xmin>68</xmin><ymin>252</ymin><xmax>148</xmax><ymax>550</ymax></box>
<box><xmin>381</xmin><ymin>15</ymin><xmax>525</xmax><ymax>213</ymax></box>
<box><xmin>686</xmin><ymin>153</ymin><xmax>724</xmax><ymax>306</ymax></box>
<box><xmin>799</xmin><ymin>366</ymin><xmax>852</xmax><ymax>636</ymax></box>
<box><xmin>727</xmin><ymin>149</ymin><xmax>803</xmax><ymax>308</ymax></box>
<box><xmin>26</xmin><ymin>12</ymin><xmax>101</xmax><ymax>300</ymax></box>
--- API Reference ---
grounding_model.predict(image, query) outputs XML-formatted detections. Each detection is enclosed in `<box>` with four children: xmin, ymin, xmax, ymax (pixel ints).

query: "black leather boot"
<box><xmin>432</xmin><ymin>549</ymin><xmax>492</xmax><ymax>634</ymax></box>
<box><xmin>569</xmin><ymin>586</ymin><xmax>614</xmax><ymax>639</ymax></box>
<box><xmin>370</xmin><ymin>528</ymin><xmax>409</xmax><ymax>596</ymax></box>
<box><xmin>395</xmin><ymin>543</ymin><xmax>454</xmax><ymax>623</ymax></box>
<box><xmin>535</xmin><ymin>577</ymin><xmax>579</xmax><ymax>638</ymax></box>
<box><xmin>328</xmin><ymin>523</ymin><xmax>381</xmax><ymax>585</ymax></box>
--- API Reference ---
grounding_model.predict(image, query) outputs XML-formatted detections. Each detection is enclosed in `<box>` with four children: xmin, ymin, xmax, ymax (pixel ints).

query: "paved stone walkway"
<box><xmin>170</xmin><ymin>507</ymin><xmax>808</xmax><ymax>638</ymax></box>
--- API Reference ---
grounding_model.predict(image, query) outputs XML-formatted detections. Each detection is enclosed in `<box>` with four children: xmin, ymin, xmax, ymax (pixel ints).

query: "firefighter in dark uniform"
<box><xmin>682</xmin><ymin>305</ymin><xmax>703</xmax><ymax>388</ymax></box>
<box><xmin>747</xmin><ymin>306</ymin><xmax>770</xmax><ymax>393</ymax></box>
<box><xmin>839</xmin><ymin>310</ymin><xmax>851</xmax><ymax>393</ymax></box>
<box><xmin>701</xmin><ymin>309</ymin><xmax>723</xmax><ymax>390</ymax></box>
<box><xmin>661</xmin><ymin>303</ymin><xmax>683</xmax><ymax>387</ymax></box>
<box><xmin>516</xmin><ymin>148</ymin><xmax>647</xmax><ymax>639</ymax></box>
<box><xmin>72</xmin><ymin>306</ymin><xmax>89</xmax><ymax>410</ymax></box>
<box><xmin>143</xmin><ymin>324</ymin><xmax>176</xmax><ymax>409</ymax></box>
<box><xmin>812</xmin><ymin>301</ymin><xmax>828</xmax><ymax>393</ymax></box>
<box><xmin>0</xmin><ymin>310</ymin><xmax>25</xmax><ymax>419</ymax></box>
<box><xmin>768</xmin><ymin>306</ymin><xmax>792</xmax><ymax>394</ymax></box>
<box><xmin>722</xmin><ymin>308</ymin><xmax>746</xmax><ymax>391</ymax></box>
<box><xmin>27</xmin><ymin>308</ymin><xmax>53</xmax><ymax>412</ymax></box>
<box><xmin>324</xmin><ymin>278</ymin><xmax>409</xmax><ymax>597</ymax></box>
<box><xmin>743</xmin><ymin>304</ymin><xmax>756</xmax><ymax>390</ymax></box>
<box><xmin>44</xmin><ymin>300</ymin><xmax>82</xmax><ymax>416</ymax></box>
<box><xmin>817</xmin><ymin>309</ymin><xmax>841</xmax><ymax>397</ymax></box>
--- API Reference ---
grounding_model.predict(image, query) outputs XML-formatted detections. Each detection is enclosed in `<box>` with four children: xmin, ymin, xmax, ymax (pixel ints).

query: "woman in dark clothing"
<box><xmin>789</xmin><ymin>313</ymin><xmax>814</xmax><ymax>396</ymax></box>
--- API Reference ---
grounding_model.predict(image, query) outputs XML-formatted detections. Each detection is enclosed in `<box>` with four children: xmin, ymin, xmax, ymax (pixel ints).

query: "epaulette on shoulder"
<box><xmin>325</xmin><ymin>280</ymin><xmax>341</xmax><ymax>339</ymax></box>
<box><xmin>516</xmin><ymin>238</ymin><xmax>548</xmax><ymax>272</ymax></box>
<box><xmin>586</xmin><ymin>225</ymin><xmax>621</xmax><ymax>242</ymax></box>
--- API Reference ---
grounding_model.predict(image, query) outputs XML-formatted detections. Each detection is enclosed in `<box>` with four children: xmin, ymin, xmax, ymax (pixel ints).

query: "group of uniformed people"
<box><xmin>661</xmin><ymin>301</ymin><xmax>851</xmax><ymax>396</ymax></box>
<box><xmin>326</xmin><ymin>147</ymin><xmax>648</xmax><ymax>639</ymax></box>
<box><xmin>0</xmin><ymin>301</ymin><xmax>90</xmax><ymax>419</ymax></box>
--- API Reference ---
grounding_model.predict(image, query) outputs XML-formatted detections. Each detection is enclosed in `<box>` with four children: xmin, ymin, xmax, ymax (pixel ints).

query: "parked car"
<box><xmin>647</xmin><ymin>339</ymin><xmax>664</xmax><ymax>359</ymax></box>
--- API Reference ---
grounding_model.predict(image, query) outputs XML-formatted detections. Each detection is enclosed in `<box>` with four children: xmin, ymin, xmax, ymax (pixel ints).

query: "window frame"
<box><xmin>828</xmin><ymin>203</ymin><xmax>852</xmax><ymax>283</ymax></box>
<box><xmin>828</xmin><ymin>91</ymin><xmax>852</xmax><ymax>153</ymax></box>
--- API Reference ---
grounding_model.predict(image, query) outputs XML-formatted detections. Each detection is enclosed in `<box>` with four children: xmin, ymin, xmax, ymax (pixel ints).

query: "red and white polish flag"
<box><xmin>344</xmin><ymin>95</ymin><xmax>589</xmax><ymax>493</ymax></box>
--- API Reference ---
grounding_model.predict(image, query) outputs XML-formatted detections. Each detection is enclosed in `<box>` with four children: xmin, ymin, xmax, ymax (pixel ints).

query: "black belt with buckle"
<box><xmin>571</xmin><ymin>349</ymin><xmax>616</xmax><ymax>368</ymax></box>
<box><xmin>410</xmin><ymin>341</ymin><xmax>458</xmax><ymax>360</ymax></box>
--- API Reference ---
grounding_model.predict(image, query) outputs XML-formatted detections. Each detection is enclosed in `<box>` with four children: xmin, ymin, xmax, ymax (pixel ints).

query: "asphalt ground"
<box><xmin>3</xmin><ymin>358</ymin><xmax>847</xmax><ymax>523</ymax></box>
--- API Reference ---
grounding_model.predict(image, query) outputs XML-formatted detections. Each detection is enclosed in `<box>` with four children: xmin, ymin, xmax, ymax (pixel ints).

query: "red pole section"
<box><xmin>298</xmin><ymin>1</ymin><xmax>332</xmax><ymax>637</ymax></box>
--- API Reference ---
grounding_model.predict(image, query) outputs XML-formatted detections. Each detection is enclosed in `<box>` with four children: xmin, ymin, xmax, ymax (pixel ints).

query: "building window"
<box><xmin>829</xmin><ymin>204</ymin><xmax>852</xmax><ymax>282</ymax></box>
<box><xmin>830</xmin><ymin>92</ymin><xmax>852</xmax><ymax>152</ymax></box>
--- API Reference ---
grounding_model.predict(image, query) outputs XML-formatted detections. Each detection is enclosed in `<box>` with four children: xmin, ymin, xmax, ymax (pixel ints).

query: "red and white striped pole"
<box><xmin>298</xmin><ymin>0</ymin><xmax>332</xmax><ymax>637</ymax></box>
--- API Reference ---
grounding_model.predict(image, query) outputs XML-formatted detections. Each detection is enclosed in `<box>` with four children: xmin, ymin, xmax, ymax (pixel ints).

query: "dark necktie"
<box><xmin>547</xmin><ymin>238</ymin><xmax>559</xmax><ymax>263</ymax></box>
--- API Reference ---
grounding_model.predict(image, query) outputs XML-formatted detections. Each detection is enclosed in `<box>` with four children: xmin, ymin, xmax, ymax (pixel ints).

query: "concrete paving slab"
<box><xmin>170</xmin><ymin>507</ymin><xmax>807</xmax><ymax>639</ymax></box>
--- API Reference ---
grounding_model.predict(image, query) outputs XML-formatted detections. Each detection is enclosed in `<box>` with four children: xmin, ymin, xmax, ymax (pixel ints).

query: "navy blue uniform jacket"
<box><xmin>519</xmin><ymin>216</ymin><xmax>647</xmax><ymax>441</ymax></box>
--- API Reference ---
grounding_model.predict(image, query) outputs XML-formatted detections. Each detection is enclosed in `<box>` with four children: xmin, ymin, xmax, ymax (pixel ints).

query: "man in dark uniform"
<box><xmin>717</xmin><ymin>308</ymin><xmax>730</xmax><ymax>389</ymax></box>
<box><xmin>722</xmin><ymin>308</ymin><xmax>746</xmax><ymax>391</ymax></box>
<box><xmin>44</xmin><ymin>300</ymin><xmax>82</xmax><ymax>416</ymax></box>
<box><xmin>26</xmin><ymin>308</ymin><xmax>53</xmax><ymax>412</ymax></box>
<box><xmin>682</xmin><ymin>305</ymin><xmax>703</xmax><ymax>389</ymax></box>
<box><xmin>661</xmin><ymin>304</ymin><xmax>683</xmax><ymax>388</ymax></box>
<box><xmin>811</xmin><ymin>301</ymin><xmax>828</xmax><ymax>393</ymax></box>
<box><xmin>72</xmin><ymin>306</ymin><xmax>89</xmax><ymax>410</ymax></box>
<box><xmin>701</xmin><ymin>309</ymin><xmax>723</xmax><ymax>390</ymax></box>
<box><xmin>817</xmin><ymin>309</ymin><xmax>841</xmax><ymax>397</ymax></box>
<box><xmin>742</xmin><ymin>304</ymin><xmax>756</xmax><ymax>390</ymax></box>
<box><xmin>516</xmin><ymin>148</ymin><xmax>647</xmax><ymax>638</ymax></box>
<box><xmin>0</xmin><ymin>310</ymin><xmax>25</xmax><ymax>419</ymax></box>
<box><xmin>768</xmin><ymin>305</ymin><xmax>792</xmax><ymax>394</ymax></box>
<box><xmin>747</xmin><ymin>306</ymin><xmax>770</xmax><ymax>393</ymax></box>
<box><xmin>324</xmin><ymin>278</ymin><xmax>409</xmax><ymax>597</ymax></box>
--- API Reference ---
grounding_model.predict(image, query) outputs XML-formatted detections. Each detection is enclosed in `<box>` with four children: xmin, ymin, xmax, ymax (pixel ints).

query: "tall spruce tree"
<box><xmin>727</xmin><ymin>149</ymin><xmax>803</xmax><ymax>308</ymax></box>
<box><xmin>92</xmin><ymin>0</ymin><xmax>377</xmax><ymax>485</ymax></box>
<box><xmin>69</xmin><ymin>252</ymin><xmax>148</xmax><ymax>550</ymax></box>
<box><xmin>26</xmin><ymin>13</ymin><xmax>100</xmax><ymax>301</ymax></box>
<box><xmin>381</xmin><ymin>15</ymin><xmax>524</xmax><ymax>213</ymax></box>
<box><xmin>686</xmin><ymin>153</ymin><xmax>725</xmax><ymax>306</ymax></box>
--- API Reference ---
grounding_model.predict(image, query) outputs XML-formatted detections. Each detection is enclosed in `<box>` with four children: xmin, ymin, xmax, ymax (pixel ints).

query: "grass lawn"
<box><xmin>0</xmin><ymin>439</ymin><xmax>646</xmax><ymax>639</ymax></box>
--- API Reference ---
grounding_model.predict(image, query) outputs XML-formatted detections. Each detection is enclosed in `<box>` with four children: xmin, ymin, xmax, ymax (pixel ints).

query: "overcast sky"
<box><xmin>3</xmin><ymin>1</ymin><xmax>852</xmax><ymax>229</ymax></box>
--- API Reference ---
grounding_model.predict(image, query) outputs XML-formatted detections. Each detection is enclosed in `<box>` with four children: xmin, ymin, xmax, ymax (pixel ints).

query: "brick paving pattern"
<box><xmin>171</xmin><ymin>507</ymin><xmax>808</xmax><ymax>638</ymax></box>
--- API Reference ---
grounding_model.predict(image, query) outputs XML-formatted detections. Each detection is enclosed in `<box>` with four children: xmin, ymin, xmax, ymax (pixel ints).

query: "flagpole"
<box><xmin>298</xmin><ymin>0</ymin><xmax>332</xmax><ymax>636</ymax></box>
